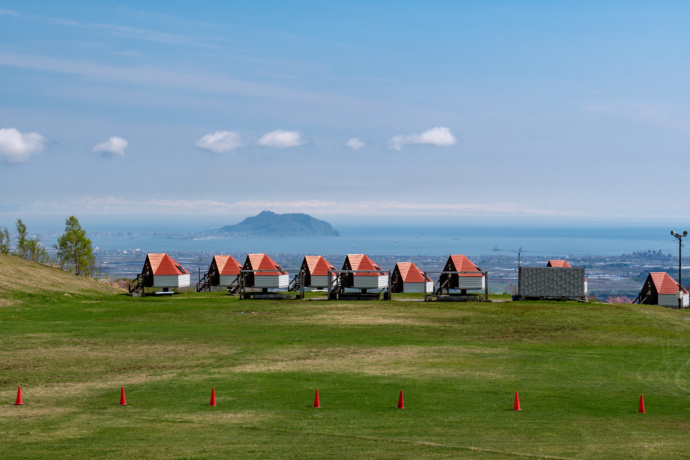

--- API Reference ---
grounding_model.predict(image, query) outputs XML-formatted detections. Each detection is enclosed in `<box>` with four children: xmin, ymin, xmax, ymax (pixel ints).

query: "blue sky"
<box><xmin>1</xmin><ymin>1</ymin><xmax>689</xmax><ymax>230</ymax></box>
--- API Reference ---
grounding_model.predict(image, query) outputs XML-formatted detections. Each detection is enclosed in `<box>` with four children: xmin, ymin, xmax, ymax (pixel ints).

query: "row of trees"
<box><xmin>0</xmin><ymin>216</ymin><xmax>95</xmax><ymax>277</ymax></box>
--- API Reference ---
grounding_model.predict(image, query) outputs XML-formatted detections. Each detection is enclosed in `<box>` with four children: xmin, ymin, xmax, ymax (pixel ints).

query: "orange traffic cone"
<box><xmin>14</xmin><ymin>386</ymin><xmax>23</xmax><ymax>405</ymax></box>
<box><xmin>313</xmin><ymin>389</ymin><xmax>321</xmax><ymax>408</ymax></box>
<box><xmin>210</xmin><ymin>387</ymin><xmax>217</xmax><ymax>407</ymax></box>
<box><xmin>397</xmin><ymin>390</ymin><xmax>405</xmax><ymax>409</ymax></box>
<box><xmin>639</xmin><ymin>394</ymin><xmax>645</xmax><ymax>413</ymax></box>
<box><xmin>119</xmin><ymin>386</ymin><xmax>127</xmax><ymax>406</ymax></box>
<box><xmin>513</xmin><ymin>391</ymin><xmax>521</xmax><ymax>411</ymax></box>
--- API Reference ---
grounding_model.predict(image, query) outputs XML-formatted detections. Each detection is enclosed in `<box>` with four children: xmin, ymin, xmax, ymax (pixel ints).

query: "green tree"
<box><xmin>25</xmin><ymin>235</ymin><xmax>50</xmax><ymax>264</ymax></box>
<box><xmin>0</xmin><ymin>226</ymin><xmax>10</xmax><ymax>254</ymax></box>
<box><xmin>14</xmin><ymin>219</ymin><xmax>28</xmax><ymax>259</ymax></box>
<box><xmin>55</xmin><ymin>216</ymin><xmax>94</xmax><ymax>276</ymax></box>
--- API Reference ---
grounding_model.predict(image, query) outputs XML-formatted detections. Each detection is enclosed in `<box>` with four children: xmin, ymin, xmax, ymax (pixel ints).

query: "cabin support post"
<box><xmin>387</xmin><ymin>270</ymin><xmax>392</xmax><ymax>300</ymax></box>
<box><xmin>299</xmin><ymin>270</ymin><xmax>305</xmax><ymax>300</ymax></box>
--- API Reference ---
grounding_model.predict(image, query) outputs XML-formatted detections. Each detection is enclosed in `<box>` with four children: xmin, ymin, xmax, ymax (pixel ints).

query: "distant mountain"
<box><xmin>213</xmin><ymin>211</ymin><xmax>339</xmax><ymax>237</ymax></box>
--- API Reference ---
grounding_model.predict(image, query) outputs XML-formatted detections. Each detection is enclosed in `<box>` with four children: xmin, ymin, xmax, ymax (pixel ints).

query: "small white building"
<box><xmin>142</xmin><ymin>253</ymin><xmax>190</xmax><ymax>289</ymax></box>
<box><xmin>391</xmin><ymin>262</ymin><xmax>433</xmax><ymax>293</ymax></box>
<box><xmin>637</xmin><ymin>272</ymin><xmax>689</xmax><ymax>308</ymax></box>
<box><xmin>342</xmin><ymin>254</ymin><xmax>389</xmax><ymax>290</ymax></box>
<box><xmin>439</xmin><ymin>255</ymin><xmax>485</xmax><ymax>291</ymax></box>
<box><xmin>300</xmin><ymin>256</ymin><xmax>338</xmax><ymax>288</ymax></box>
<box><xmin>243</xmin><ymin>253</ymin><xmax>289</xmax><ymax>289</ymax></box>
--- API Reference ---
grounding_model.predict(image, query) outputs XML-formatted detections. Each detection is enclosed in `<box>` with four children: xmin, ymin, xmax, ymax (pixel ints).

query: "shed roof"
<box><xmin>395</xmin><ymin>262</ymin><xmax>427</xmax><ymax>283</ymax></box>
<box><xmin>146</xmin><ymin>253</ymin><xmax>189</xmax><ymax>276</ymax></box>
<box><xmin>345</xmin><ymin>254</ymin><xmax>385</xmax><ymax>276</ymax></box>
<box><xmin>303</xmin><ymin>256</ymin><xmax>337</xmax><ymax>276</ymax></box>
<box><xmin>245</xmin><ymin>253</ymin><xmax>286</xmax><ymax>276</ymax></box>
<box><xmin>547</xmin><ymin>260</ymin><xmax>571</xmax><ymax>267</ymax></box>
<box><xmin>649</xmin><ymin>272</ymin><xmax>687</xmax><ymax>295</ymax></box>
<box><xmin>214</xmin><ymin>255</ymin><xmax>242</xmax><ymax>276</ymax></box>
<box><xmin>446</xmin><ymin>255</ymin><xmax>482</xmax><ymax>277</ymax></box>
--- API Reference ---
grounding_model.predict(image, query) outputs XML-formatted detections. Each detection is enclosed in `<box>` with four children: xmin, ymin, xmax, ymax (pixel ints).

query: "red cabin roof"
<box><xmin>446</xmin><ymin>255</ymin><xmax>482</xmax><ymax>277</ymax></box>
<box><xmin>649</xmin><ymin>272</ymin><xmax>687</xmax><ymax>295</ymax></box>
<box><xmin>547</xmin><ymin>260</ymin><xmax>571</xmax><ymax>267</ymax></box>
<box><xmin>244</xmin><ymin>253</ymin><xmax>286</xmax><ymax>276</ymax></box>
<box><xmin>303</xmin><ymin>256</ymin><xmax>337</xmax><ymax>276</ymax></box>
<box><xmin>345</xmin><ymin>254</ymin><xmax>384</xmax><ymax>276</ymax></box>
<box><xmin>395</xmin><ymin>262</ymin><xmax>427</xmax><ymax>283</ymax></box>
<box><xmin>214</xmin><ymin>255</ymin><xmax>242</xmax><ymax>276</ymax></box>
<box><xmin>146</xmin><ymin>253</ymin><xmax>189</xmax><ymax>276</ymax></box>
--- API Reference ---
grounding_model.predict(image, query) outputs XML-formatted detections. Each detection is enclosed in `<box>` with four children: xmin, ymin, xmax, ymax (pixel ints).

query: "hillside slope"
<box><xmin>0</xmin><ymin>254</ymin><xmax>123</xmax><ymax>304</ymax></box>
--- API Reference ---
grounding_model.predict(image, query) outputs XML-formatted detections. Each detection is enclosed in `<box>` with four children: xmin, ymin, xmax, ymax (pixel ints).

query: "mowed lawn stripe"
<box><xmin>1</xmin><ymin>290</ymin><xmax>690</xmax><ymax>458</ymax></box>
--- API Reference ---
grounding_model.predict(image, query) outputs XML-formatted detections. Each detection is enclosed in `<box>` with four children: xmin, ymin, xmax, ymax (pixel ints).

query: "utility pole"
<box><xmin>671</xmin><ymin>230</ymin><xmax>687</xmax><ymax>309</ymax></box>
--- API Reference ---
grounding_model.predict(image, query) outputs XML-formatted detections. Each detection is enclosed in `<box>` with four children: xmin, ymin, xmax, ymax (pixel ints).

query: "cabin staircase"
<box><xmin>433</xmin><ymin>278</ymin><xmax>450</xmax><ymax>296</ymax></box>
<box><xmin>327</xmin><ymin>275</ymin><xmax>344</xmax><ymax>300</ymax></box>
<box><xmin>226</xmin><ymin>277</ymin><xmax>240</xmax><ymax>294</ymax></box>
<box><xmin>633</xmin><ymin>293</ymin><xmax>649</xmax><ymax>304</ymax></box>
<box><xmin>288</xmin><ymin>273</ymin><xmax>302</xmax><ymax>292</ymax></box>
<box><xmin>128</xmin><ymin>274</ymin><xmax>144</xmax><ymax>296</ymax></box>
<box><xmin>196</xmin><ymin>273</ymin><xmax>211</xmax><ymax>292</ymax></box>
<box><xmin>236</xmin><ymin>274</ymin><xmax>246</xmax><ymax>296</ymax></box>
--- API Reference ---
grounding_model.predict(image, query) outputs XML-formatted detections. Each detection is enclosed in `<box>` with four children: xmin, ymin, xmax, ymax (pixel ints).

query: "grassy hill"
<box><xmin>0</xmin><ymin>253</ymin><xmax>123</xmax><ymax>306</ymax></box>
<box><xmin>1</xmin><ymin>288</ymin><xmax>689</xmax><ymax>458</ymax></box>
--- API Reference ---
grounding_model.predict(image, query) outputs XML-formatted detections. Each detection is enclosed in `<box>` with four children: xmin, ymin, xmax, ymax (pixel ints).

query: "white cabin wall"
<box><xmin>309</xmin><ymin>275</ymin><xmax>332</xmax><ymax>288</ymax></box>
<box><xmin>154</xmin><ymin>274</ymin><xmax>190</xmax><ymax>288</ymax></box>
<box><xmin>402</xmin><ymin>282</ymin><xmax>425</xmax><ymax>293</ymax></box>
<box><xmin>457</xmin><ymin>276</ymin><xmax>485</xmax><ymax>290</ymax></box>
<box><xmin>353</xmin><ymin>274</ymin><xmax>389</xmax><ymax>289</ymax></box>
<box><xmin>254</xmin><ymin>274</ymin><xmax>289</xmax><ymax>288</ymax></box>
<box><xmin>658</xmin><ymin>294</ymin><xmax>689</xmax><ymax>307</ymax></box>
<box><xmin>219</xmin><ymin>275</ymin><xmax>239</xmax><ymax>287</ymax></box>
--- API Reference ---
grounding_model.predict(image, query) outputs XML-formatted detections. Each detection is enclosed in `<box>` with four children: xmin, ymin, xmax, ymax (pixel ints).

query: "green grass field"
<box><xmin>1</xmin><ymin>259</ymin><xmax>690</xmax><ymax>458</ymax></box>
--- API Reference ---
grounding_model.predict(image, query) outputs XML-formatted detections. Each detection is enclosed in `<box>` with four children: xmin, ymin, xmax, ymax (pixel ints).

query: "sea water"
<box><xmin>88</xmin><ymin>225</ymin><xmax>678</xmax><ymax>257</ymax></box>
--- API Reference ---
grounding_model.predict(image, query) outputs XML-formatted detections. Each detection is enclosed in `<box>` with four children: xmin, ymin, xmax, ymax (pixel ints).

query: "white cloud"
<box><xmin>0</xmin><ymin>128</ymin><xmax>47</xmax><ymax>163</ymax></box>
<box><xmin>346</xmin><ymin>138</ymin><xmax>365</xmax><ymax>149</ymax></box>
<box><xmin>92</xmin><ymin>136</ymin><xmax>128</xmax><ymax>156</ymax></box>
<box><xmin>388</xmin><ymin>126</ymin><xmax>457</xmax><ymax>150</ymax></box>
<box><xmin>257</xmin><ymin>130</ymin><xmax>305</xmax><ymax>148</ymax></box>
<box><xmin>20</xmin><ymin>196</ymin><xmax>572</xmax><ymax>218</ymax></box>
<box><xmin>196</xmin><ymin>131</ymin><xmax>244</xmax><ymax>153</ymax></box>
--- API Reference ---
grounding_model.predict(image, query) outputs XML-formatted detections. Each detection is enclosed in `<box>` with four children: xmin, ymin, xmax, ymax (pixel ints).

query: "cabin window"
<box><xmin>176</xmin><ymin>265</ymin><xmax>185</xmax><ymax>274</ymax></box>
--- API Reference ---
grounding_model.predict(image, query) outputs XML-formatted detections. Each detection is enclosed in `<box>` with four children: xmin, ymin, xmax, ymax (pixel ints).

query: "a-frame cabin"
<box><xmin>242</xmin><ymin>253</ymin><xmax>289</xmax><ymax>289</ymax></box>
<box><xmin>206</xmin><ymin>255</ymin><xmax>242</xmax><ymax>290</ymax></box>
<box><xmin>547</xmin><ymin>260</ymin><xmax>571</xmax><ymax>267</ymax></box>
<box><xmin>341</xmin><ymin>254</ymin><xmax>389</xmax><ymax>290</ymax></box>
<box><xmin>141</xmin><ymin>253</ymin><xmax>190</xmax><ymax>289</ymax></box>
<box><xmin>300</xmin><ymin>255</ymin><xmax>338</xmax><ymax>288</ymax></box>
<box><xmin>636</xmin><ymin>272</ymin><xmax>689</xmax><ymax>308</ymax></box>
<box><xmin>438</xmin><ymin>254</ymin><xmax>484</xmax><ymax>293</ymax></box>
<box><xmin>391</xmin><ymin>262</ymin><xmax>432</xmax><ymax>293</ymax></box>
